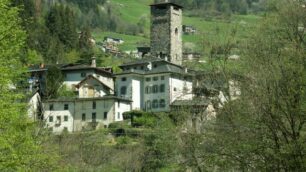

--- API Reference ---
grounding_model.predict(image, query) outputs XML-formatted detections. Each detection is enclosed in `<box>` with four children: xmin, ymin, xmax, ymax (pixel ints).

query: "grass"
<box><xmin>93</xmin><ymin>0</ymin><xmax>261</xmax><ymax>57</ymax></box>
<box><xmin>92</xmin><ymin>31</ymin><xmax>149</xmax><ymax>51</ymax></box>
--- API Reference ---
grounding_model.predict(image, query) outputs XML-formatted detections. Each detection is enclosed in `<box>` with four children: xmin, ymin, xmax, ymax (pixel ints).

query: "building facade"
<box><xmin>115</xmin><ymin>59</ymin><xmax>193</xmax><ymax>112</ymax></box>
<box><xmin>43</xmin><ymin>97</ymin><xmax>131</xmax><ymax>133</ymax></box>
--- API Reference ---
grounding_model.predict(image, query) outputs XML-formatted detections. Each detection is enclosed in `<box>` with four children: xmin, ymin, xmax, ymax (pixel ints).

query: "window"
<box><xmin>152</xmin><ymin>100</ymin><xmax>158</xmax><ymax>109</ymax></box>
<box><xmin>118</xmin><ymin>101</ymin><xmax>120</xmax><ymax>108</ymax></box>
<box><xmin>153</xmin><ymin>64</ymin><xmax>157</xmax><ymax>68</ymax></box>
<box><xmin>49</xmin><ymin>116</ymin><xmax>53</xmax><ymax>122</ymax></box>
<box><xmin>153</xmin><ymin>77</ymin><xmax>158</xmax><ymax>81</ymax></box>
<box><xmin>146</xmin><ymin>77</ymin><xmax>151</xmax><ymax>82</ymax></box>
<box><xmin>160</xmin><ymin>84</ymin><xmax>165</xmax><ymax>93</ymax></box>
<box><xmin>146</xmin><ymin>86</ymin><xmax>152</xmax><ymax>94</ymax></box>
<box><xmin>175</xmin><ymin>28</ymin><xmax>178</xmax><ymax>35</ymax></box>
<box><xmin>161</xmin><ymin>76</ymin><xmax>165</xmax><ymax>80</ymax></box>
<box><xmin>121</xmin><ymin>77</ymin><xmax>126</xmax><ymax>81</ymax></box>
<box><xmin>93</xmin><ymin>101</ymin><xmax>96</xmax><ymax>109</ymax></box>
<box><xmin>56</xmin><ymin>116</ymin><xmax>61</xmax><ymax>122</ymax></box>
<box><xmin>64</xmin><ymin>116</ymin><xmax>68</xmax><ymax>122</ymax></box>
<box><xmin>64</xmin><ymin>104</ymin><xmax>69</xmax><ymax>110</ymax></box>
<box><xmin>141</xmin><ymin>66</ymin><xmax>144</xmax><ymax>70</ymax></box>
<box><xmin>153</xmin><ymin>85</ymin><xmax>158</xmax><ymax>93</ymax></box>
<box><xmin>104</xmin><ymin>112</ymin><xmax>107</xmax><ymax>120</ymax></box>
<box><xmin>174</xmin><ymin>87</ymin><xmax>177</xmax><ymax>91</ymax></box>
<box><xmin>117</xmin><ymin>112</ymin><xmax>120</xmax><ymax>119</ymax></box>
<box><xmin>81</xmin><ymin>73</ymin><xmax>86</xmax><ymax>77</ymax></box>
<box><xmin>92</xmin><ymin>113</ymin><xmax>96</xmax><ymax>122</ymax></box>
<box><xmin>145</xmin><ymin>86</ymin><xmax>149</xmax><ymax>94</ymax></box>
<box><xmin>134</xmin><ymin>67</ymin><xmax>137</xmax><ymax>70</ymax></box>
<box><xmin>49</xmin><ymin>104</ymin><xmax>54</xmax><ymax>111</ymax></box>
<box><xmin>159</xmin><ymin>99</ymin><xmax>166</xmax><ymax>108</ymax></box>
<box><xmin>120</xmin><ymin>86</ymin><xmax>127</xmax><ymax>95</ymax></box>
<box><xmin>82</xmin><ymin>113</ymin><xmax>86</xmax><ymax>121</ymax></box>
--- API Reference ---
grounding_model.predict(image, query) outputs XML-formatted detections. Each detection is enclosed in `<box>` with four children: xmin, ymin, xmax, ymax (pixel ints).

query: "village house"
<box><xmin>182</xmin><ymin>52</ymin><xmax>202</xmax><ymax>62</ymax></box>
<box><xmin>43</xmin><ymin>73</ymin><xmax>131</xmax><ymax>133</ymax></box>
<box><xmin>116</xmin><ymin>58</ymin><xmax>193</xmax><ymax>112</ymax></box>
<box><xmin>103</xmin><ymin>36</ymin><xmax>124</xmax><ymax>45</ymax></box>
<box><xmin>182</xmin><ymin>25</ymin><xmax>197</xmax><ymax>35</ymax></box>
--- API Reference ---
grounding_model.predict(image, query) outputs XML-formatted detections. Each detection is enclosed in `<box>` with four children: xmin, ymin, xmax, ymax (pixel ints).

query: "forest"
<box><xmin>0</xmin><ymin>0</ymin><xmax>305</xmax><ymax>171</ymax></box>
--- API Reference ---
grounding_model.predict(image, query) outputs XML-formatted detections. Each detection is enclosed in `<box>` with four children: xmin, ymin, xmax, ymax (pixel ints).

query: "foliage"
<box><xmin>185</xmin><ymin>0</ymin><xmax>306</xmax><ymax>171</ymax></box>
<box><xmin>57</xmin><ymin>85</ymin><xmax>76</xmax><ymax>98</ymax></box>
<box><xmin>0</xmin><ymin>0</ymin><xmax>58</xmax><ymax>170</ymax></box>
<box><xmin>45</xmin><ymin>65</ymin><xmax>64</xmax><ymax>99</ymax></box>
<box><xmin>78</xmin><ymin>27</ymin><xmax>94</xmax><ymax>64</ymax></box>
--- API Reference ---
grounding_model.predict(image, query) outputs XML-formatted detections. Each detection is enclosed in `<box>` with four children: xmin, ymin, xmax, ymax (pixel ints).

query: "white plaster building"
<box><xmin>43</xmin><ymin>96</ymin><xmax>131</xmax><ymax>133</ymax></box>
<box><xmin>116</xmin><ymin>58</ymin><xmax>193</xmax><ymax>112</ymax></box>
<box><xmin>61</xmin><ymin>64</ymin><xmax>114</xmax><ymax>91</ymax></box>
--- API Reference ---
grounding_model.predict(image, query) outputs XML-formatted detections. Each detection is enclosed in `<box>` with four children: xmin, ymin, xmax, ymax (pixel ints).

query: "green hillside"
<box><xmin>93</xmin><ymin>0</ymin><xmax>261</xmax><ymax>54</ymax></box>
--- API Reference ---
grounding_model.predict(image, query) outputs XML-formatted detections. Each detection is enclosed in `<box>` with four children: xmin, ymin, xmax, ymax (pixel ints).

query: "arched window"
<box><xmin>175</xmin><ymin>28</ymin><xmax>178</xmax><ymax>35</ymax></box>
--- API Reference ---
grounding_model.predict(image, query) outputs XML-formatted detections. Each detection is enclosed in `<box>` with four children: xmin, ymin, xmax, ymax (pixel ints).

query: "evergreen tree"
<box><xmin>78</xmin><ymin>27</ymin><xmax>94</xmax><ymax>64</ymax></box>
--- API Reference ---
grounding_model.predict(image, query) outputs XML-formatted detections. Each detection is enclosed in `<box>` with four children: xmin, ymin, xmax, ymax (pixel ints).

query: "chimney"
<box><xmin>91</xmin><ymin>57</ymin><xmax>96</xmax><ymax>67</ymax></box>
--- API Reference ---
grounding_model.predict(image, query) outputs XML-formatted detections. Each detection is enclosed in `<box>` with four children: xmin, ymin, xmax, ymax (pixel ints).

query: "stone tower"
<box><xmin>150</xmin><ymin>2</ymin><xmax>183</xmax><ymax>66</ymax></box>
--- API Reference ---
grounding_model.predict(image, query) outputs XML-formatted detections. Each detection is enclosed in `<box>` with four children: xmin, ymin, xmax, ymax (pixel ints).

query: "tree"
<box><xmin>45</xmin><ymin>65</ymin><xmax>64</xmax><ymax>99</ymax></box>
<box><xmin>0</xmin><ymin>0</ymin><xmax>58</xmax><ymax>170</ymax></box>
<box><xmin>78</xmin><ymin>27</ymin><xmax>94</xmax><ymax>64</ymax></box>
<box><xmin>196</xmin><ymin>0</ymin><xmax>306</xmax><ymax>171</ymax></box>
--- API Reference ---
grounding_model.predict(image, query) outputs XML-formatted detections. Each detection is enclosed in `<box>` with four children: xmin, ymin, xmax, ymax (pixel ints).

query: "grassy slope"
<box><xmin>93</xmin><ymin>0</ymin><xmax>260</xmax><ymax>54</ymax></box>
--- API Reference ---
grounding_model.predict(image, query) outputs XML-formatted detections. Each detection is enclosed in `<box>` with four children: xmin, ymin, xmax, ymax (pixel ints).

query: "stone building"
<box><xmin>150</xmin><ymin>2</ymin><xmax>183</xmax><ymax>66</ymax></box>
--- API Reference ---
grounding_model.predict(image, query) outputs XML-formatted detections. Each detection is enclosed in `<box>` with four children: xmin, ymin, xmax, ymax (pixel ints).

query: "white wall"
<box><xmin>169</xmin><ymin>76</ymin><xmax>193</xmax><ymax>103</ymax></box>
<box><xmin>44</xmin><ymin>101</ymin><xmax>75</xmax><ymax>133</ymax></box>
<box><xmin>73</xmin><ymin>99</ymin><xmax>115</xmax><ymax>131</ymax></box>
<box><xmin>143</xmin><ymin>74</ymin><xmax>170</xmax><ymax>112</ymax></box>
<box><xmin>27</xmin><ymin>92</ymin><xmax>41</xmax><ymax>121</ymax></box>
<box><xmin>132</xmin><ymin>79</ymin><xmax>141</xmax><ymax>110</ymax></box>
<box><xmin>115</xmin><ymin>101</ymin><xmax>131</xmax><ymax>121</ymax></box>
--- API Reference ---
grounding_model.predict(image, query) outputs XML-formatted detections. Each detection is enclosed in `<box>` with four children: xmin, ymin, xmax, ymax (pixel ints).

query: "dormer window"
<box><xmin>121</xmin><ymin>77</ymin><xmax>127</xmax><ymax>82</ymax></box>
